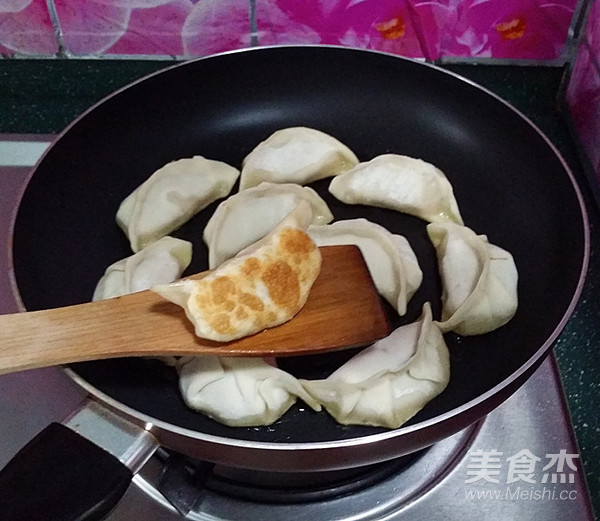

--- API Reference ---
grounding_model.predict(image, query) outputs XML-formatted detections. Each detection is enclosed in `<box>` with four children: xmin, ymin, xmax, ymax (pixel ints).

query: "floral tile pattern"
<box><xmin>254</xmin><ymin>0</ymin><xmax>454</xmax><ymax>60</ymax></box>
<box><xmin>256</xmin><ymin>0</ymin><xmax>578</xmax><ymax>61</ymax></box>
<box><xmin>181</xmin><ymin>0</ymin><xmax>252</xmax><ymax>56</ymax></box>
<box><xmin>440</xmin><ymin>0</ymin><xmax>576</xmax><ymax>60</ymax></box>
<box><xmin>0</xmin><ymin>0</ymin><xmax>582</xmax><ymax>60</ymax></box>
<box><xmin>0</xmin><ymin>0</ymin><xmax>58</xmax><ymax>55</ymax></box>
<box><xmin>566</xmin><ymin>0</ymin><xmax>600</xmax><ymax>192</ymax></box>
<box><xmin>52</xmin><ymin>0</ymin><xmax>251</xmax><ymax>57</ymax></box>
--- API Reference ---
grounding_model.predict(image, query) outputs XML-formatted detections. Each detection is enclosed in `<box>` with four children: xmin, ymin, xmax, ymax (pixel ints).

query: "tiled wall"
<box><xmin>0</xmin><ymin>0</ymin><xmax>581</xmax><ymax>62</ymax></box>
<box><xmin>565</xmin><ymin>0</ymin><xmax>600</xmax><ymax>199</ymax></box>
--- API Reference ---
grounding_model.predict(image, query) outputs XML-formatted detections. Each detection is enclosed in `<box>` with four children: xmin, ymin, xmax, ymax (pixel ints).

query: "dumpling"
<box><xmin>117</xmin><ymin>156</ymin><xmax>239</xmax><ymax>252</ymax></box>
<box><xmin>329</xmin><ymin>154</ymin><xmax>463</xmax><ymax>224</ymax></box>
<box><xmin>307</xmin><ymin>218</ymin><xmax>422</xmax><ymax>315</ymax></box>
<box><xmin>204</xmin><ymin>182</ymin><xmax>333</xmax><ymax>268</ymax></box>
<box><xmin>92</xmin><ymin>236</ymin><xmax>192</xmax><ymax>301</ymax></box>
<box><xmin>301</xmin><ymin>303</ymin><xmax>450</xmax><ymax>429</ymax></box>
<box><xmin>153</xmin><ymin>201</ymin><xmax>322</xmax><ymax>342</ymax></box>
<box><xmin>427</xmin><ymin>222</ymin><xmax>518</xmax><ymax>335</ymax></box>
<box><xmin>239</xmin><ymin>127</ymin><xmax>359</xmax><ymax>190</ymax></box>
<box><xmin>177</xmin><ymin>356</ymin><xmax>321</xmax><ymax>427</ymax></box>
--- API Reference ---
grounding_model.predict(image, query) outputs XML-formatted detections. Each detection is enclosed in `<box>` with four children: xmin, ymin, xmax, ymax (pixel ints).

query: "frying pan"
<box><xmin>1</xmin><ymin>46</ymin><xmax>589</xmax><ymax>519</ymax></box>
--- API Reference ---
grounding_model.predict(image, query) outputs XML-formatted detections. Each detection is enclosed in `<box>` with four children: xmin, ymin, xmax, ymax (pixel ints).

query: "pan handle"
<box><xmin>0</xmin><ymin>400</ymin><xmax>159</xmax><ymax>521</ymax></box>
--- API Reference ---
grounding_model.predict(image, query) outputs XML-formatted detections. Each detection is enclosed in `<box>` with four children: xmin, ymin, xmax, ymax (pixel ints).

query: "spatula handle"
<box><xmin>0</xmin><ymin>290</ymin><xmax>191</xmax><ymax>375</ymax></box>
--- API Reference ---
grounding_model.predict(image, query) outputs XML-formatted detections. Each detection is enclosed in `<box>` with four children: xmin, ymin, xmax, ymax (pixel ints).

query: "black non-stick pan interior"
<box><xmin>11</xmin><ymin>47</ymin><xmax>587</xmax><ymax>443</ymax></box>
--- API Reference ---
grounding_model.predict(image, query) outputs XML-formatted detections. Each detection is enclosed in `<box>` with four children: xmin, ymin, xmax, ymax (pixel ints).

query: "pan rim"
<box><xmin>8</xmin><ymin>45</ymin><xmax>591</xmax><ymax>455</ymax></box>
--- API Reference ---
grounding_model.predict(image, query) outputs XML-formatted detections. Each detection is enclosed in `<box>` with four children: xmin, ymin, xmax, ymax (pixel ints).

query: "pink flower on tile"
<box><xmin>54</xmin><ymin>0</ymin><xmax>131</xmax><ymax>55</ymax></box>
<box><xmin>182</xmin><ymin>0</ymin><xmax>252</xmax><ymax>56</ymax></box>
<box><xmin>567</xmin><ymin>42</ymin><xmax>600</xmax><ymax>183</ymax></box>
<box><xmin>92</xmin><ymin>0</ymin><xmax>180</xmax><ymax>7</ymax></box>
<box><xmin>0</xmin><ymin>0</ymin><xmax>58</xmax><ymax>55</ymax></box>
<box><xmin>253</xmin><ymin>1</ymin><xmax>321</xmax><ymax>47</ymax></box>
<box><xmin>443</xmin><ymin>0</ymin><xmax>576</xmax><ymax>59</ymax></box>
<box><xmin>107</xmin><ymin>0</ymin><xmax>193</xmax><ymax>55</ymax></box>
<box><xmin>55</xmin><ymin>0</ymin><xmax>249</xmax><ymax>57</ymax></box>
<box><xmin>256</xmin><ymin>0</ymin><xmax>455</xmax><ymax>60</ymax></box>
<box><xmin>584</xmin><ymin>0</ymin><xmax>600</xmax><ymax>53</ymax></box>
<box><xmin>0</xmin><ymin>0</ymin><xmax>33</xmax><ymax>13</ymax></box>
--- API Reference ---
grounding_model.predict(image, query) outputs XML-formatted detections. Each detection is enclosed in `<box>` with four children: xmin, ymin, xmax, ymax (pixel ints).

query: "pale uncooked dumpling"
<box><xmin>117</xmin><ymin>156</ymin><xmax>239</xmax><ymax>252</ymax></box>
<box><xmin>301</xmin><ymin>303</ymin><xmax>450</xmax><ymax>429</ymax></box>
<box><xmin>307</xmin><ymin>218</ymin><xmax>422</xmax><ymax>316</ymax></box>
<box><xmin>153</xmin><ymin>201</ymin><xmax>322</xmax><ymax>342</ymax></box>
<box><xmin>92</xmin><ymin>236</ymin><xmax>192</xmax><ymax>301</ymax></box>
<box><xmin>329</xmin><ymin>154</ymin><xmax>463</xmax><ymax>224</ymax></box>
<box><xmin>239</xmin><ymin>127</ymin><xmax>359</xmax><ymax>190</ymax></box>
<box><xmin>204</xmin><ymin>182</ymin><xmax>333</xmax><ymax>269</ymax></box>
<box><xmin>177</xmin><ymin>356</ymin><xmax>321</xmax><ymax>427</ymax></box>
<box><xmin>427</xmin><ymin>222</ymin><xmax>518</xmax><ymax>336</ymax></box>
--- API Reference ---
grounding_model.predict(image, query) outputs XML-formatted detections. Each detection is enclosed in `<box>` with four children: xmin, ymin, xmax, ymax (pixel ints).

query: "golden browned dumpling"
<box><xmin>152</xmin><ymin>201</ymin><xmax>322</xmax><ymax>342</ymax></box>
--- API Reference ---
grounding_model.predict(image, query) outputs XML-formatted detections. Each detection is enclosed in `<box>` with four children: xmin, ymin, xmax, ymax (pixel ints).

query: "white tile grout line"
<box><xmin>0</xmin><ymin>141</ymin><xmax>51</xmax><ymax>167</ymax></box>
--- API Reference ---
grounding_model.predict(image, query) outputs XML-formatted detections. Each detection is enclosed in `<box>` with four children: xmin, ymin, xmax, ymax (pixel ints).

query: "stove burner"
<box><xmin>158</xmin><ymin>449</ymin><xmax>425</xmax><ymax>513</ymax></box>
<box><xmin>146</xmin><ymin>424</ymin><xmax>479</xmax><ymax>519</ymax></box>
<box><xmin>208</xmin><ymin>454</ymin><xmax>423</xmax><ymax>503</ymax></box>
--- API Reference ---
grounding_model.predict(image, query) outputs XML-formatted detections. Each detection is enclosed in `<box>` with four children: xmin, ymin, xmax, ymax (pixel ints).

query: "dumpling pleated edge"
<box><xmin>299</xmin><ymin>303</ymin><xmax>450</xmax><ymax>429</ymax></box>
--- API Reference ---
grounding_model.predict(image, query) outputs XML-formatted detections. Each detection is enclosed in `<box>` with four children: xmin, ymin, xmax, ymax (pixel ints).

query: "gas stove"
<box><xmin>0</xmin><ymin>136</ymin><xmax>594</xmax><ymax>520</ymax></box>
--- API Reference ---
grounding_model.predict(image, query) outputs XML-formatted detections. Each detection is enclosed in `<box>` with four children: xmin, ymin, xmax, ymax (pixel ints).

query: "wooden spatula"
<box><xmin>0</xmin><ymin>245</ymin><xmax>390</xmax><ymax>375</ymax></box>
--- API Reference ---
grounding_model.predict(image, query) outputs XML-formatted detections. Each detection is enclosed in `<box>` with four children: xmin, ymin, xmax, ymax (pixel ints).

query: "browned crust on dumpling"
<box><xmin>261</xmin><ymin>260</ymin><xmax>300</xmax><ymax>310</ymax></box>
<box><xmin>184</xmin><ymin>228</ymin><xmax>320</xmax><ymax>340</ymax></box>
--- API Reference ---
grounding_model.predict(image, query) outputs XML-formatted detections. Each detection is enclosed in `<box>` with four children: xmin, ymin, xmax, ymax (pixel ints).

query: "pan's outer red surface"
<box><xmin>10</xmin><ymin>47</ymin><xmax>589</xmax><ymax>471</ymax></box>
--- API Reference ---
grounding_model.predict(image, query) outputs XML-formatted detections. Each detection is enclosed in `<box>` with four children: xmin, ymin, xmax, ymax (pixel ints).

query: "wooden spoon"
<box><xmin>0</xmin><ymin>245</ymin><xmax>390</xmax><ymax>375</ymax></box>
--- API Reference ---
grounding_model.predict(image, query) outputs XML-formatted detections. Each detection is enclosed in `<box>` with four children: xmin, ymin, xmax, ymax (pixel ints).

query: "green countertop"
<box><xmin>1</xmin><ymin>58</ymin><xmax>599</xmax><ymax>517</ymax></box>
